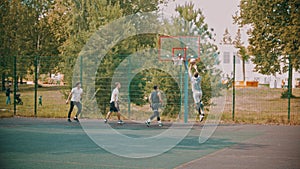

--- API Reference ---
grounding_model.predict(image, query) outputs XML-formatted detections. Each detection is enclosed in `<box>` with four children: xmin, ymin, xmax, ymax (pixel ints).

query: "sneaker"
<box><xmin>145</xmin><ymin>121</ymin><xmax>150</xmax><ymax>127</ymax></box>
<box><xmin>199</xmin><ymin>114</ymin><xmax>205</xmax><ymax>122</ymax></box>
<box><xmin>104</xmin><ymin>119</ymin><xmax>108</xmax><ymax>123</ymax></box>
<box><xmin>67</xmin><ymin>119</ymin><xmax>72</xmax><ymax>122</ymax></box>
<box><xmin>117</xmin><ymin>120</ymin><xmax>124</xmax><ymax>124</ymax></box>
<box><xmin>158</xmin><ymin>123</ymin><xmax>163</xmax><ymax>127</ymax></box>
<box><xmin>73</xmin><ymin>117</ymin><xmax>79</xmax><ymax>122</ymax></box>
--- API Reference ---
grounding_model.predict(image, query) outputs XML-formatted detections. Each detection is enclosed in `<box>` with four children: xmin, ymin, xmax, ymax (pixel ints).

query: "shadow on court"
<box><xmin>0</xmin><ymin>118</ymin><xmax>299</xmax><ymax>169</ymax></box>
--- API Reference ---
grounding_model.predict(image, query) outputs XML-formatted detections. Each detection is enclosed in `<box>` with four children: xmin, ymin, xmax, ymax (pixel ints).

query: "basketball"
<box><xmin>189</xmin><ymin>58</ymin><xmax>196</xmax><ymax>65</ymax></box>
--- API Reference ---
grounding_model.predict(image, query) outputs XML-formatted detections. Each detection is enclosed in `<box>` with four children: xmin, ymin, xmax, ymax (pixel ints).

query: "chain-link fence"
<box><xmin>223</xmin><ymin>87</ymin><xmax>300</xmax><ymax>124</ymax></box>
<box><xmin>1</xmin><ymin>55</ymin><xmax>68</xmax><ymax>118</ymax></box>
<box><xmin>1</xmin><ymin>55</ymin><xmax>299</xmax><ymax>124</ymax></box>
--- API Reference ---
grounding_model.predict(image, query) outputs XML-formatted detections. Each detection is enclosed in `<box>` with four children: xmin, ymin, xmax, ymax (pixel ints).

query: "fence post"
<box><xmin>232</xmin><ymin>54</ymin><xmax>236</xmax><ymax>121</ymax></box>
<box><xmin>34</xmin><ymin>55</ymin><xmax>39</xmax><ymax>117</ymax></box>
<box><xmin>127</xmin><ymin>56</ymin><xmax>131</xmax><ymax>118</ymax></box>
<box><xmin>184</xmin><ymin>60</ymin><xmax>189</xmax><ymax>123</ymax></box>
<box><xmin>179</xmin><ymin>63</ymin><xmax>182</xmax><ymax>120</ymax></box>
<box><xmin>287</xmin><ymin>55</ymin><xmax>292</xmax><ymax>123</ymax></box>
<box><xmin>13</xmin><ymin>55</ymin><xmax>17</xmax><ymax>116</ymax></box>
<box><xmin>80</xmin><ymin>55</ymin><xmax>83</xmax><ymax>85</ymax></box>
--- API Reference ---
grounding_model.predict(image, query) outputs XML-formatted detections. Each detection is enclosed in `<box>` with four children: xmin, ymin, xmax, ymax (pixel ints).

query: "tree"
<box><xmin>0</xmin><ymin>0</ymin><xmax>63</xmax><ymax>86</ymax></box>
<box><xmin>220</xmin><ymin>28</ymin><xmax>233</xmax><ymax>45</ymax></box>
<box><xmin>108</xmin><ymin>0</ymin><xmax>165</xmax><ymax>15</ymax></box>
<box><xmin>234</xmin><ymin>0</ymin><xmax>300</xmax><ymax>94</ymax></box>
<box><xmin>233</xmin><ymin>29</ymin><xmax>250</xmax><ymax>82</ymax></box>
<box><xmin>55</xmin><ymin>0</ymin><xmax>168</xmax><ymax>113</ymax></box>
<box><xmin>0</xmin><ymin>0</ymin><xmax>28</xmax><ymax>86</ymax></box>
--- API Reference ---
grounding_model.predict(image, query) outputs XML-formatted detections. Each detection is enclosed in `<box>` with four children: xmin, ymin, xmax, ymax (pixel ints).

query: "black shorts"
<box><xmin>110</xmin><ymin>102</ymin><xmax>119</xmax><ymax>112</ymax></box>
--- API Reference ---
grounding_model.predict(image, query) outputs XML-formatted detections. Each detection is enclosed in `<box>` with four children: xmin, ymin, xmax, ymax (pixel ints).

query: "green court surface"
<box><xmin>0</xmin><ymin>117</ymin><xmax>290</xmax><ymax>169</ymax></box>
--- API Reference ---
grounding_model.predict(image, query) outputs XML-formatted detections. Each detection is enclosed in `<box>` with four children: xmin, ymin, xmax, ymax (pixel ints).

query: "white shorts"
<box><xmin>193</xmin><ymin>91</ymin><xmax>202</xmax><ymax>104</ymax></box>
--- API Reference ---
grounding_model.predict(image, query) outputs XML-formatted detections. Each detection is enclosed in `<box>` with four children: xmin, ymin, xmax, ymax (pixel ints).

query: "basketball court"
<box><xmin>1</xmin><ymin>117</ymin><xmax>299</xmax><ymax>169</ymax></box>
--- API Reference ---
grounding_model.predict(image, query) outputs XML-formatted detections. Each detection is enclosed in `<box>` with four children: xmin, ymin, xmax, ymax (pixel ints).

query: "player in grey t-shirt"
<box><xmin>145</xmin><ymin>86</ymin><xmax>163</xmax><ymax>127</ymax></box>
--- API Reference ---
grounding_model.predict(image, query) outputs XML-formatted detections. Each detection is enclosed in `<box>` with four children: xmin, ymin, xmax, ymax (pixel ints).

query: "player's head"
<box><xmin>194</xmin><ymin>72</ymin><xmax>199</xmax><ymax>78</ymax></box>
<box><xmin>153</xmin><ymin>85</ymin><xmax>158</xmax><ymax>90</ymax></box>
<box><xmin>75</xmin><ymin>82</ymin><xmax>81</xmax><ymax>88</ymax></box>
<box><xmin>115</xmin><ymin>82</ymin><xmax>121</xmax><ymax>88</ymax></box>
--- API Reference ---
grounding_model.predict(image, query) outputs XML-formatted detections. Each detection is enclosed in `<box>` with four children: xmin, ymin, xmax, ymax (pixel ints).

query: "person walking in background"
<box><xmin>145</xmin><ymin>85</ymin><xmax>163</xmax><ymax>127</ymax></box>
<box><xmin>5</xmin><ymin>85</ymin><xmax>11</xmax><ymax>105</ymax></box>
<box><xmin>104</xmin><ymin>82</ymin><xmax>123</xmax><ymax>124</ymax></box>
<box><xmin>66</xmin><ymin>82</ymin><xmax>83</xmax><ymax>122</ymax></box>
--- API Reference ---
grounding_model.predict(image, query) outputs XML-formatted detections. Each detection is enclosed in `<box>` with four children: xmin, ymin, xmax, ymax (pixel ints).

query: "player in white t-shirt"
<box><xmin>184</xmin><ymin>59</ymin><xmax>205</xmax><ymax>122</ymax></box>
<box><xmin>104</xmin><ymin>82</ymin><xmax>123</xmax><ymax>124</ymax></box>
<box><xmin>189</xmin><ymin>64</ymin><xmax>205</xmax><ymax>122</ymax></box>
<box><xmin>66</xmin><ymin>82</ymin><xmax>83</xmax><ymax>122</ymax></box>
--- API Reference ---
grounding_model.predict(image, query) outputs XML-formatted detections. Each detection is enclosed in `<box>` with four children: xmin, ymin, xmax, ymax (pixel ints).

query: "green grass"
<box><xmin>1</xmin><ymin>84</ymin><xmax>300</xmax><ymax>124</ymax></box>
<box><xmin>0</xmin><ymin>84</ymin><xmax>69</xmax><ymax>118</ymax></box>
<box><xmin>221</xmin><ymin>86</ymin><xmax>300</xmax><ymax>125</ymax></box>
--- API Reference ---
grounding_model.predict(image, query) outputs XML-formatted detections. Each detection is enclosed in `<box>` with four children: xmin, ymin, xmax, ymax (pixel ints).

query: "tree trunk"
<box><xmin>242</xmin><ymin>59</ymin><xmax>245</xmax><ymax>82</ymax></box>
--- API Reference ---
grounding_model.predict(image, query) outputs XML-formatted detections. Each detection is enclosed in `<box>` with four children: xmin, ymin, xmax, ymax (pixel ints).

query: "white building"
<box><xmin>217</xmin><ymin>44</ymin><xmax>300</xmax><ymax>88</ymax></box>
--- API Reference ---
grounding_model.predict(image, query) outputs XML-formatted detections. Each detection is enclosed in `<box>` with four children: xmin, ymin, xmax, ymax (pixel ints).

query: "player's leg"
<box><xmin>193</xmin><ymin>91</ymin><xmax>205</xmax><ymax>122</ymax></box>
<box><xmin>200</xmin><ymin>100</ymin><xmax>204</xmax><ymax>114</ymax></box>
<box><xmin>146</xmin><ymin>103</ymin><xmax>160</xmax><ymax>127</ymax></box>
<box><xmin>145</xmin><ymin>112</ymin><xmax>156</xmax><ymax>127</ymax></box>
<box><xmin>6</xmin><ymin>96</ymin><xmax>9</xmax><ymax>105</ymax></box>
<box><xmin>157</xmin><ymin>115</ymin><xmax>162</xmax><ymax>126</ymax></box>
<box><xmin>198</xmin><ymin>91</ymin><xmax>205</xmax><ymax>122</ymax></box>
<box><xmin>146</xmin><ymin>110</ymin><xmax>159</xmax><ymax>127</ymax></box>
<box><xmin>74</xmin><ymin>102</ymin><xmax>82</xmax><ymax>122</ymax></box>
<box><xmin>195</xmin><ymin>102</ymin><xmax>201</xmax><ymax>114</ymax></box>
<box><xmin>198</xmin><ymin>91</ymin><xmax>204</xmax><ymax>115</ymax></box>
<box><xmin>115</xmin><ymin>102</ymin><xmax>123</xmax><ymax>124</ymax></box>
<box><xmin>104</xmin><ymin>111</ymin><xmax>111</xmax><ymax>123</ymax></box>
<box><xmin>117</xmin><ymin>112</ymin><xmax>124</xmax><ymax>124</ymax></box>
<box><xmin>104</xmin><ymin>102</ymin><xmax>114</xmax><ymax>123</ymax></box>
<box><xmin>193</xmin><ymin>92</ymin><xmax>201</xmax><ymax>112</ymax></box>
<box><xmin>67</xmin><ymin>101</ymin><xmax>75</xmax><ymax>122</ymax></box>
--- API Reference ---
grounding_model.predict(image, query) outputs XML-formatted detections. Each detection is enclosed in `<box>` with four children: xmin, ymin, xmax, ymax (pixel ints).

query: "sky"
<box><xmin>160</xmin><ymin>0</ymin><xmax>248</xmax><ymax>45</ymax></box>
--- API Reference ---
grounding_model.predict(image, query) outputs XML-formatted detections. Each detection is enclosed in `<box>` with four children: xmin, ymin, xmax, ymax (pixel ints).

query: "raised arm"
<box><xmin>193</xmin><ymin>64</ymin><xmax>199</xmax><ymax>73</ymax></box>
<box><xmin>188</xmin><ymin>64</ymin><xmax>193</xmax><ymax>78</ymax></box>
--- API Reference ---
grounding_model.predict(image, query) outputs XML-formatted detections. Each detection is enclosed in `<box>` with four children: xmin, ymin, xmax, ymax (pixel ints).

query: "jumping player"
<box><xmin>184</xmin><ymin>59</ymin><xmax>205</xmax><ymax>122</ymax></box>
<box><xmin>145</xmin><ymin>85</ymin><xmax>163</xmax><ymax>127</ymax></box>
<box><xmin>104</xmin><ymin>82</ymin><xmax>124</xmax><ymax>124</ymax></box>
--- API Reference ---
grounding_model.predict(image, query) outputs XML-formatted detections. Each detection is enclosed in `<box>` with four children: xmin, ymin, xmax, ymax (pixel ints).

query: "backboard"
<box><xmin>158</xmin><ymin>36</ymin><xmax>200</xmax><ymax>62</ymax></box>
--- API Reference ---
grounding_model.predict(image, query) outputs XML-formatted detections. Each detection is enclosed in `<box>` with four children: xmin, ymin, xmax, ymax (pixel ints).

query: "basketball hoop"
<box><xmin>158</xmin><ymin>36</ymin><xmax>200</xmax><ymax>62</ymax></box>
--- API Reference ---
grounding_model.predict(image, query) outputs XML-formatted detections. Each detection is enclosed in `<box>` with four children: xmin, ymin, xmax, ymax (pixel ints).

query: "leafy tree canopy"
<box><xmin>234</xmin><ymin>0</ymin><xmax>300</xmax><ymax>75</ymax></box>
